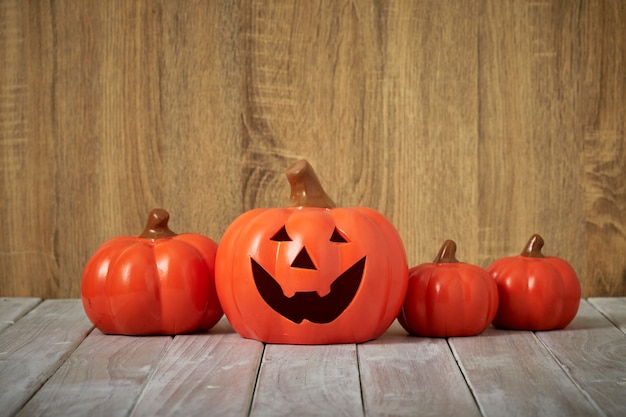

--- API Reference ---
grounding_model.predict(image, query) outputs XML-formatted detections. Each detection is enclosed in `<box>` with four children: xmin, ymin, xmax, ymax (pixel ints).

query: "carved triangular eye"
<box><xmin>330</xmin><ymin>228</ymin><xmax>348</xmax><ymax>243</ymax></box>
<box><xmin>270</xmin><ymin>226</ymin><xmax>292</xmax><ymax>242</ymax></box>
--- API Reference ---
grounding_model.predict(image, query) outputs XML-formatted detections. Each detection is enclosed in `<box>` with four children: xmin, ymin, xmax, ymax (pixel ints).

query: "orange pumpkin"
<box><xmin>398</xmin><ymin>240</ymin><xmax>499</xmax><ymax>337</ymax></box>
<box><xmin>487</xmin><ymin>234</ymin><xmax>581</xmax><ymax>330</ymax></box>
<box><xmin>215</xmin><ymin>160</ymin><xmax>409</xmax><ymax>344</ymax></box>
<box><xmin>81</xmin><ymin>209</ymin><xmax>222</xmax><ymax>335</ymax></box>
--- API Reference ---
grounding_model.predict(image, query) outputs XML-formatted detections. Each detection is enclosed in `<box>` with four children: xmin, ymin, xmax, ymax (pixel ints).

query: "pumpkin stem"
<box><xmin>433</xmin><ymin>240</ymin><xmax>459</xmax><ymax>263</ymax></box>
<box><xmin>286</xmin><ymin>160</ymin><xmax>336</xmax><ymax>208</ymax></box>
<box><xmin>520</xmin><ymin>234</ymin><xmax>546</xmax><ymax>258</ymax></box>
<box><xmin>139</xmin><ymin>208</ymin><xmax>178</xmax><ymax>240</ymax></box>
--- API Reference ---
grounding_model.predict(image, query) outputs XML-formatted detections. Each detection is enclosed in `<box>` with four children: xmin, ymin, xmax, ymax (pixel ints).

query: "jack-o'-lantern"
<box><xmin>215</xmin><ymin>160</ymin><xmax>409</xmax><ymax>344</ymax></box>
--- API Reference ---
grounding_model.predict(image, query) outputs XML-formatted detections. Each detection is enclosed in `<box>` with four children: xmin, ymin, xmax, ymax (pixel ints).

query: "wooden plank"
<box><xmin>0</xmin><ymin>300</ymin><xmax>93</xmax><ymax>417</ymax></box>
<box><xmin>581</xmin><ymin>0</ymin><xmax>626</xmax><ymax>296</ymax></box>
<box><xmin>588</xmin><ymin>297</ymin><xmax>626</xmax><ymax>334</ymax></box>
<box><xmin>477</xmin><ymin>0</ymin><xmax>586</xmax><ymax>275</ymax></box>
<box><xmin>156</xmin><ymin>0</ymin><xmax>243</xmax><ymax>241</ymax></box>
<box><xmin>249</xmin><ymin>343</ymin><xmax>363</xmax><ymax>417</ymax></box>
<box><xmin>449</xmin><ymin>326</ymin><xmax>599</xmax><ymax>416</ymax></box>
<box><xmin>0</xmin><ymin>0</ymin><xmax>624</xmax><ymax>302</ymax></box>
<box><xmin>130</xmin><ymin>318</ymin><xmax>263</xmax><ymax>417</ymax></box>
<box><xmin>15</xmin><ymin>331</ymin><xmax>170</xmax><ymax>417</ymax></box>
<box><xmin>358</xmin><ymin>321</ymin><xmax>481</xmax><ymax>417</ymax></box>
<box><xmin>0</xmin><ymin>0</ymin><xmax>244</xmax><ymax>299</ymax></box>
<box><xmin>240</xmin><ymin>0</ymin><xmax>481</xmax><ymax>268</ymax></box>
<box><xmin>377</xmin><ymin>0</ymin><xmax>480</xmax><ymax>265</ymax></box>
<box><xmin>0</xmin><ymin>0</ymin><xmax>64</xmax><ymax>298</ymax></box>
<box><xmin>536</xmin><ymin>300</ymin><xmax>626</xmax><ymax>417</ymax></box>
<box><xmin>0</xmin><ymin>298</ymin><xmax>40</xmax><ymax>333</ymax></box>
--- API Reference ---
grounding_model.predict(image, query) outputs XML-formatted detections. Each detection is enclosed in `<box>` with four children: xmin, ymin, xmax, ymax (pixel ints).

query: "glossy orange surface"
<box><xmin>487</xmin><ymin>234</ymin><xmax>581</xmax><ymax>331</ymax></box>
<box><xmin>81</xmin><ymin>210</ymin><xmax>222</xmax><ymax>335</ymax></box>
<box><xmin>398</xmin><ymin>240</ymin><xmax>499</xmax><ymax>337</ymax></box>
<box><xmin>215</xmin><ymin>206</ymin><xmax>409</xmax><ymax>344</ymax></box>
<box><xmin>215</xmin><ymin>160</ymin><xmax>408</xmax><ymax>344</ymax></box>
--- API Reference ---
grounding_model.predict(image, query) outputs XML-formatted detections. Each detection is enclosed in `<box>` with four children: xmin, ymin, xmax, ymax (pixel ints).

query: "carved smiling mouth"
<box><xmin>250</xmin><ymin>257</ymin><xmax>366</xmax><ymax>324</ymax></box>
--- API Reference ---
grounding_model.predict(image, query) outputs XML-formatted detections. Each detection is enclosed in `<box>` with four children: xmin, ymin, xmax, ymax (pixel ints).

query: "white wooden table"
<box><xmin>1</xmin><ymin>297</ymin><xmax>625</xmax><ymax>417</ymax></box>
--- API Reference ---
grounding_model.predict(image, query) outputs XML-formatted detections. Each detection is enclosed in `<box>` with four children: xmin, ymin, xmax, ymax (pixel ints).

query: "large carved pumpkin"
<box><xmin>215</xmin><ymin>160</ymin><xmax>409</xmax><ymax>344</ymax></box>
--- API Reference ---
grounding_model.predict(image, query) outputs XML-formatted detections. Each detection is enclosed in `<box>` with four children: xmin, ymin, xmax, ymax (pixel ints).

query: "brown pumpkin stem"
<box><xmin>139</xmin><ymin>208</ymin><xmax>178</xmax><ymax>239</ymax></box>
<box><xmin>520</xmin><ymin>234</ymin><xmax>546</xmax><ymax>258</ymax></box>
<box><xmin>286</xmin><ymin>160</ymin><xmax>336</xmax><ymax>208</ymax></box>
<box><xmin>433</xmin><ymin>240</ymin><xmax>459</xmax><ymax>263</ymax></box>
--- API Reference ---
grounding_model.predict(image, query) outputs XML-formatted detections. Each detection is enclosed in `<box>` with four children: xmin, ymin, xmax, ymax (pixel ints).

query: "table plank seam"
<box><xmin>3</xmin><ymin>299</ymin><xmax>625</xmax><ymax>417</ymax></box>
<box><xmin>355</xmin><ymin>344</ymin><xmax>367</xmax><ymax>417</ymax></box>
<box><xmin>127</xmin><ymin>335</ymin><xmax>175</xmax><ymax>417</ymax></box>
<box><xmin>245</xmin><ymin>342</ymin><xmax>266</xmax><ymax>417</ymax></box>
<box><xmin>447</xmin><ymin>338</ymin><xmax>486</xmax><ymax>417</ymax></box>
<box><xmin>14</xmin><ymin>325</ymin><xmax>96</xmax><ymax>417</ymax></box>
<box><xmin>0</xmin><ymin>298</ymin><xmax>42</xmax><ymax>334</ymax></box>
<box><xmin>587</xmin><ymin>298</ymin><xmax>626</xmax><ymax>337</ymax></box>
<box><xmin>589</xmin><ymin>312</ymin><xmax>623</xmax><ymax>335</ymax></box>
<box><xmin>531</xmin><ymin>331</ymin><xmax>606</xmax><ymax>417</ymax></box>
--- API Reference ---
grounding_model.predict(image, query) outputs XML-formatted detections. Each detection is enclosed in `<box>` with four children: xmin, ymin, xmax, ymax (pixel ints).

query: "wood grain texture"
<box><xmin>449</xmin><ymin>326</ymin><xmax>599</xmax><ymax>416</ymax></box>
<box><xmin>588</xmin><ymin>297</ymin><xmax>626</xmax><ymax>334</ymax></box>
<box><xmin>0</xmin><ymin>297</ymin><xmax>40</xmax><ymax>333</ymax></box>
<box><xmin>358</xmin><ymin>321</ymin><xmax>481</xmax><ymax>417</ymax></box>
<box><xmin>130</xmin><ymin>318</ymin><xmax>264</xmax><ymax>417</ymax></box>
<box><xmin>15</xmin><ymin>331</ymin><xmax>170</xmax><ymax>417</ymax></box>
<box><xmin>477</xmin><ymin>0</ymin><xmax>587</xmax><ymax>273</ymax></box>
<box><xmin>2</xmin><ymin>297</ymin><xmax>626</xmax><ymax>417</ymax></box>
<box><xmin>536</xmin><ymin>300</ymin><xmax>626</xmax><ymax>417</ymax></box>
<box><xmin>581</xmin><ymin>1</ymin><xmax>626</xmax><ymax>297</ymax></box>
<box><xmin>250</xmin><ymin>343</ymin><xmax>363</xmax><ymax>417</ymax></box>
<box><xmin>0</xmin><ymin>0</ymin><xmax>624</xmax><ymax>298</ymax></box>
<box><xmin>1</xmin><ymin>0</ymin><xmax>61</xmax><ymax>297</ymax></box>
<box><xmin>0</xmin><ymin>300</ymin><xmax>93</xmax><ymax>417</ymax></box>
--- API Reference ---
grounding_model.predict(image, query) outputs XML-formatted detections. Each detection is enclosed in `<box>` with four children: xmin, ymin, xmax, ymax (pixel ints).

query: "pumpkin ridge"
<box><xmin>213</xmin><ymin>161</ymin><xmax>410</xmax><ymax>344</ymax></box>
<box><xmin>109</xmin><ymin>241</ymin><xmax>160</xmax><ymax>334</ymax></box>
<box><xmin>154</xmin><ymin>239</ymin><xmax>213</xmax><ymax>331</ymax></box>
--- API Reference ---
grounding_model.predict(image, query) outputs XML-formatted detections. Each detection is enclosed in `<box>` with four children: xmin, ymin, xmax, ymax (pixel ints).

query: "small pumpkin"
<box><xmin>81</xmin><ymin>208</ymin><xmax>222</xmax><ymax>335</ymax></box>
<box><xmin>487</xmin><ymin>234</ymin><xmax>581</xmax><ymax>331</ymax></box>
<box><xmin>215</xmin><ymin>160</ymin><xmax>409</xmax><ymax>344</ymax></box>
<box><xmin>398</xmin><ymin>240</ymin><xmax>499</xmax><ymax>337</ymax></box>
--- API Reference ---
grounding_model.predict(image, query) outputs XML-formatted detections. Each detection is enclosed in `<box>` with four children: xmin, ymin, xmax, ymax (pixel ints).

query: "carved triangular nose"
<box><xmin>291</xmin><ymin>247</ymin><xmax>317</xmax><ymax>270</ymax></box>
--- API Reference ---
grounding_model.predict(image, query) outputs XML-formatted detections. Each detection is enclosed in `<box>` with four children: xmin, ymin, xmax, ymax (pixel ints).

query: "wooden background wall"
<box><xmin>1</xmin><ymin>0</ymin><xmax>624</xmax><ymax>299</ymax></box>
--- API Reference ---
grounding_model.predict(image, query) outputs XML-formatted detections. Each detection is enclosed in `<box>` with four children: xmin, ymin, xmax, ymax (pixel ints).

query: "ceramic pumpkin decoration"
<box><xmin>81</xmin><ymin>208</ymin><xmax>222</xmax><ymax>335</ymax></box>
<box><xmin>487</xmin><ymin>234</ymin><xmax>581</xmax><ymax>331</ymax></box>
<box><xmin>398</xmin><ymin>240</ymin><xmax>499</xmax><ymax>337</ymax></box>
<box><xmin>215</xmin><ymin>160</ymin><xmax>409</xmax><ymax>344</ymax></box>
